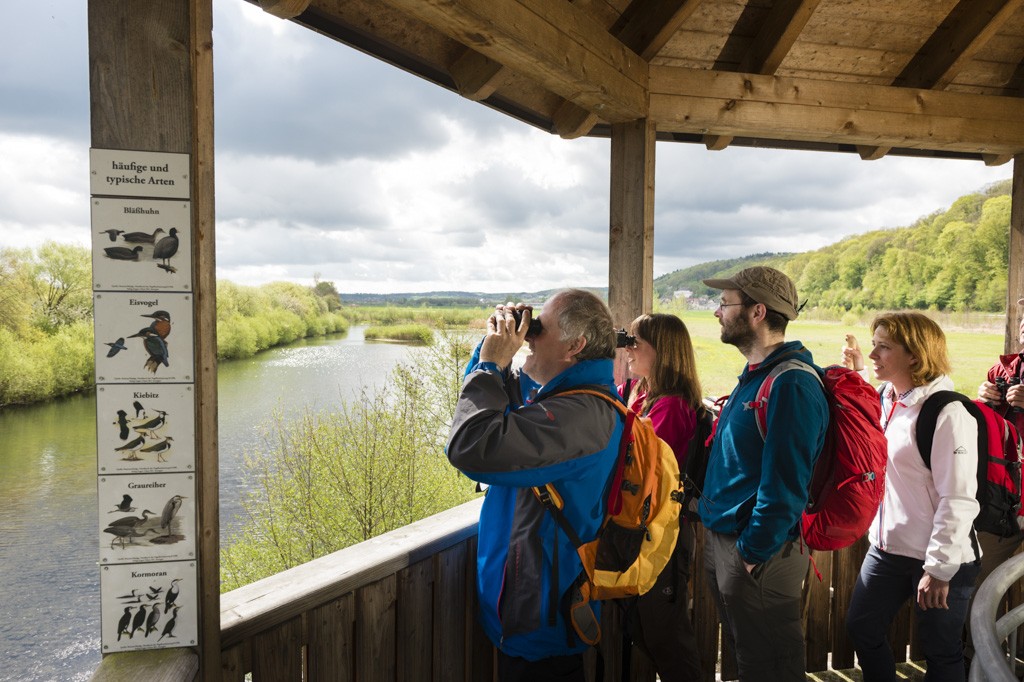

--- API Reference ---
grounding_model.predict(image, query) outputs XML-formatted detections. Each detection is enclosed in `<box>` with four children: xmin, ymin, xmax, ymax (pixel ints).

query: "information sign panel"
<box><xmin>93</xmin><ymin>292</ymin><xmax>194</xmax><ymax>384</ymax></box>
<box><xmin>90</xmin><ymin>149</ymin><xmax>190</xmax><ymax>199</ymax></box>
<box><xmin>100</xmin><ymin>561</ymin><xmax>197</xmax><ymax>653</ymax></box>
<box><xmin>96</xmin><ymin>384</ymin><xmax>195</xmax><ymax>474</ymax></box>
<box><xmin>91</xmin><ymin>198</ymin><xmax>191</xmax><ymax>291</ymax></box>
<box><xmin>98</xmin><ymin>473</ymin><xmax>196</xmax><ymax>565</ymax></box>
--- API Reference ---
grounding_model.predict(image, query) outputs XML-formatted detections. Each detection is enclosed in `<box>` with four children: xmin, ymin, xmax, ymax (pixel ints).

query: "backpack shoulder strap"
<box><xmin>750</xmin><ymin>358</ymin><xmax>823</xmax><ymax>441</ymax></box>
<box><xmin>915</xmin><ymin>390</ymin><xmax>975</xmax><ymax>468</ymax></box>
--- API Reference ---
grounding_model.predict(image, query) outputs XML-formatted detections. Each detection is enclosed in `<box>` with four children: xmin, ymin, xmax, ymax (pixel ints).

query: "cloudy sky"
<box><xmin>0</xmin><ymin>1</ymin><xmax>1012</xmax><ymax>294</ymax></box>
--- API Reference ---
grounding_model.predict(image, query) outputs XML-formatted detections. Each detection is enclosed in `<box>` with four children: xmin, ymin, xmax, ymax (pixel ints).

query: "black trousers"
<box><xmin>497</xmin><ymin>651</ymin><xmax>585</xmax><ymax>682</ymax></box>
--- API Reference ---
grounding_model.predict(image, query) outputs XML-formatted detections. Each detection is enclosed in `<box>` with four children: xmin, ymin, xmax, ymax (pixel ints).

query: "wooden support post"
<box><xmin>89</xmin><ymin>0</ymin><xmax>218</xmax><ymax>678</ymax></box>
<box><xmin>608</xmin><ymin>119</ymin><xmax>655</xmax><ymax>384</ymax></box>
<box><xmin>1008</xmin><ymin>155</ymin><xmax>1024</xmax><ymax>354</ymax></box>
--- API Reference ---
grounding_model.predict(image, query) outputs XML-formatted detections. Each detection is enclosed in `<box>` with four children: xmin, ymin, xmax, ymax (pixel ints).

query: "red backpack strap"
<box><xmin>747</xmin><ymin>359</ymin><xmax>822</xmax><ymax>441</ymax></box>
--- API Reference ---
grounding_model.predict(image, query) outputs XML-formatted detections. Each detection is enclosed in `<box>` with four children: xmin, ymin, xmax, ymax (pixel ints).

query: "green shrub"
<box><xmin>363</xmin><ymin>324</ymin><xmax>434</xmax><ymax>345</ymax></box>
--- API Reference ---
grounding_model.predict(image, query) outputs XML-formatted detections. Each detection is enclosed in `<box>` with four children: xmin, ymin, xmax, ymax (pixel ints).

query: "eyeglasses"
<box><xmin>717</xmin><ymin>302</ymin><xmax>746</xmax><ymax>309</ymax></box>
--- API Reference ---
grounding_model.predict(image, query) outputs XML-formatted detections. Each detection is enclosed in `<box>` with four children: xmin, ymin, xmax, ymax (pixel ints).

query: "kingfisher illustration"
<box><xmin>104</xmin><ymin>337</ymin><xmax>127</xmax><ymax>357</ymax></box>
<box><xmin>128</xmin><ymin>327</ymin><xmax>169</xmax><ymax>373</ymax></box>
<box><xmin>141</xmin><ymin>310</ymin><xmax>171</xmax><ymax>339</ymax></box>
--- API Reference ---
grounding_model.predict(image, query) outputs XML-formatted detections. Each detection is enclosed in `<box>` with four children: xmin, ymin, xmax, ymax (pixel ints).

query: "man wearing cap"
<box><xmin>698</xmin><ymin>266</ymin><xmax>828</xmax><ymax>681</ymax></box>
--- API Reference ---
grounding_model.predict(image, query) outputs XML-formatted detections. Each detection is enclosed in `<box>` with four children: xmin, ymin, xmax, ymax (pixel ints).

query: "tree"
<box><xmin>26</xmin><ymin>241</ymin><xmax>92</xmax><ymax>332</ymax></box>
<box><xmin>220</xmin><ymin>331</ymin><xmax>476</xmax><ymax>590</ymax></box>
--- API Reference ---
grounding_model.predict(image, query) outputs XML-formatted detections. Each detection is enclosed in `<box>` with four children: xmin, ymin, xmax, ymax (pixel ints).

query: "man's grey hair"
<box><xmin>552</xmin><ymin>288</ymin><xmax>616</xmax><ymax>360</ymax></box>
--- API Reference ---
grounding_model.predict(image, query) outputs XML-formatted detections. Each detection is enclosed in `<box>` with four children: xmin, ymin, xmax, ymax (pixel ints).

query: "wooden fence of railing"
<box><xmin>219</xmin><ymin>497</ymin><xmax>934</xmax><ymax>681</ymax></box>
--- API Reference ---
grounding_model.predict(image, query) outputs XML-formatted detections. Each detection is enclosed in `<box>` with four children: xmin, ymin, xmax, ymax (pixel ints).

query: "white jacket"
<box><xmin>869</xmin><ymin>375</ymin><xmax>981</xmax><ymax>581</ymax></box>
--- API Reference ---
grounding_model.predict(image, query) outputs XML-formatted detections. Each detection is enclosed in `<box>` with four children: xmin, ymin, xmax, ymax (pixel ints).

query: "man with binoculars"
<box><xmin>446</xmin><ymin>289</ymin><xmax>621</xmax><ymax>681</ymax></box>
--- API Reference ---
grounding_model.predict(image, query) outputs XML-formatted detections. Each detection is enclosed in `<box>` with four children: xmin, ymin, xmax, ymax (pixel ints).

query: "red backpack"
<box><xmin>915</xmin><ymin>391</ymin><xmax>1023</xmax><ymax>538</ymax></box>
<box><xmin>751</xmin><ymin>359</ymin><xmax>888</xmax><ymax>552</ymax></box>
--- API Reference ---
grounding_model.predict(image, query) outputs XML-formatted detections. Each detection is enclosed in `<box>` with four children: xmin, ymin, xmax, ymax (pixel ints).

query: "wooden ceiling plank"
<box><xmin>984</xmin><ymin>153</ymin><xmax>1014</xmax><ymax>166</ymax></box>
<box><xmin>449</xmin><ymin>48</ymin><xmax>506</xmax><ymax>101</ymax></box>
<box><xmin>611</xmin><ymin>0</ymin><xmax>705</xmax><ymax>61</ymax></box>
<box><xmin>737</xmin><ymin>0</ymin><xmax>823</xmax><ymax>74</ymax></box>
<box><xmin>895</xmin><ymin>0</ymin><xmax>1024</xmax><ymax>89</ymax></box>
<box><xmin>376</xmin><ymin>0</ymin><xmax>648</xmax><ymax>121</ymax></box>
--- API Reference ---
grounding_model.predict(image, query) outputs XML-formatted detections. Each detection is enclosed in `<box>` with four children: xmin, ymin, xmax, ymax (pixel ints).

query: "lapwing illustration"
<box><xmin>133</xmin><ymin>400</ymin><xmax>146</xmax><ymax>418</ymax></box>
<box><xmin>140</xmin><ymin>436</ymin><xmax>173</xmax><ymax>462</ymax></box>
<box><xmin>114</xmin><ymin>410</ymin><xmax>130</xmax><ymax>440</ymax></box>
<box><xmin>114</xmin><ymin>434</ymin><xmax>146</xmax><ymax>460</ymax></box>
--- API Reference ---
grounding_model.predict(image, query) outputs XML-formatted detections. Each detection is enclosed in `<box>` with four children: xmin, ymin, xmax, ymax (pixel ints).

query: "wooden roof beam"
<box><xmin>380</xmin><ymin>0</ymin><xmax>648</xmax><ymax>122</ymax></box>
<box><xmin>449</xmin><ymin>48</ymin><xmax>505</xmax><ymax>101</ymax></box>
<box><xmin>651</xmin><ymin>67</ymin><xmax>1024</xmax><ymax>156</ymax></box>
<box><xmin>611</xmin><ymin>0</ymin><xmax>705</xmax><ymax>62</ymax></box>
<box><xmin>258</xmin><ymin>0</ymin><xmax>311</xmax><ymax>19</ymax></box>
<box><xmin>703</xmin><ymin>0</ymin><xmax>822</xmax><ymax>151</ymax></box>
<box><xmin>858</xmin><ymin>0</ymin><xmax>1024</xmax><ymax>160</ymax></box>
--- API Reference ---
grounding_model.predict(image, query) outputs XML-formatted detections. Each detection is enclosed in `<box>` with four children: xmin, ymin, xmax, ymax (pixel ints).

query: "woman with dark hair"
<box><xmin>846</xmin><ymin>312</ymin><xmax>981</xmax><ymax>682</ymax></box>
<box><xmin>620</xmin><ymin>313</ymin><xmax>703</xmax><ymax>681</ymax></box>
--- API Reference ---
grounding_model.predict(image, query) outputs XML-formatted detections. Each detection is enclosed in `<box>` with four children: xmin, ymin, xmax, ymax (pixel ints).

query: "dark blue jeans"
<box><xmin>846</xmin><ymin>545</ymin><xmax>981</xmax><ymax>682</ymax></box>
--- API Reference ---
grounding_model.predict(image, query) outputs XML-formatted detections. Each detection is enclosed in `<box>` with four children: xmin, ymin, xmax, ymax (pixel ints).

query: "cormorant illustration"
<box><xmin>128</xmin><ymin>327</ymin><xmax>169</xmax><ymax>373</ymax></box>
<box><xmin>133</xmin><ymin>400</ymin><xmax>146</xmax><ymax>418</ymax></box>
<box><xmin>165</xmin><ymin>578</ymin><xmax>182</xmax><ymax>610</ymax></box>
<box><xmin>140</xmin><ymin>436</ymin><xmax>173</xmax><ymax>462</ymax></box>
<box><xmin>103</xmin><ymin>245</ymin><xmax>144</xmax><ymax>261</ymax></box>
<box><xmin>141</xmin><ymin>310</ymin><xmax>171</xmax><ymax>339</ymax></box>
<box><xmin>116</xmin><ymin>607</ymin><xmax>133</xmax><ymax>640</ymax></box>
<box><xmin>152</xmin><ymin>228</ymin><xmax>179</xmax><ymax>272</ymax></box>
<box><xmin>99</xmin><ymin>229</ymin><xmax>124</xmax><ymax>242</ymax></box>
<box><xmin>145</xmin><ymin>604</ymin><xmax>161</xmax><ymax>637</ymax></box>
<box><xmin>133</xmin><ymin>410</ymin><xmax>167</xmax><ymax>437</ymax></box>
<box><xmin>113</xmin><ymin>410</ymin><xmax>130</xmax><ymax>440</ymax></box>
<box><xmin>130</xmin><ymin>604</ymin><xmax>148</xmax><ymax>638</ymax></box>
<box><xmin>112</xmin><ymin>494</ymin><xmax>135</xmax><ymax>513</ymax></box>
<box><xmin>160</xmin><ymin>495</ymin><xmax>185</xmax><ymax>537</ymax></box>
<box><xmin>148</xmin><ymin>585</ymin><xmax>163</xmax><ymax>595</ymax></box>
<box><xmin>117</xmin><ymin>588</ymin><xmax>142</xmax><ymax>600</ymax></box>
<box><xmin>104</xmin><ymin>337</ymin><xmax>127</xmax><ymax>358</ymax></box>
<box><xmin>113</xmin><ymin>434</ymin><xmax>146</xmax><ymax>460</ymax></box>
<box><xmin>122</xmin><ymin>227</ymin><xmax>165</xmax><ymax>244</ymax></box>
<box><xmin>159</xmin><ymin>606</ymin><xmax>179</xmax><ymax>640</ymax></box>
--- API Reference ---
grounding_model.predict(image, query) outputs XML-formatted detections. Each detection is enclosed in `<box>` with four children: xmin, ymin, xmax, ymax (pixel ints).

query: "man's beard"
<box><xmin>721</xmin><ymin>315</ymin><xmax>756</xmax><ymax>353</ymax></box>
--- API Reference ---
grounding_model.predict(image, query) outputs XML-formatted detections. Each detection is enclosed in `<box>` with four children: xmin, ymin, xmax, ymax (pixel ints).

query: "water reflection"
<box><xmin>0</xmin><ymin>327</ymin><xmax>416</xmax><ymax>680</ymax></box>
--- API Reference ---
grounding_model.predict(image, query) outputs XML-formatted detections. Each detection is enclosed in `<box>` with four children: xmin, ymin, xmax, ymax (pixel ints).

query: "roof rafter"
<box><xmin>611</xmin><ymin>0</ymin><xmax>704</xmax><ymax>61</ymax></box>
<box><xmin>857</xmin><ymin>0</ymin><xmax>1024</xmax><ymax>160</ymax></box>
<box><xmin>379</xmin><ymin>0</ymin><xmax>647</xmax><ymax>122</ymax></box>
<box><xmin>703</xmin><ymin>0</ymin><xmax>822</xmax><ymax>151</ymax></box>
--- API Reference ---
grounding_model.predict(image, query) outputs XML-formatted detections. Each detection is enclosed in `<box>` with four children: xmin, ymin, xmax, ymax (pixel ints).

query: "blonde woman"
<box><xmin>846</xmin><ymin>312</ymin><xmax>981</xmax><ymax>682</ymax></box>
<box><xmin>620</xmin><ymin>313</ymin><xmax>703</xmax><ymax>682</ymax></box>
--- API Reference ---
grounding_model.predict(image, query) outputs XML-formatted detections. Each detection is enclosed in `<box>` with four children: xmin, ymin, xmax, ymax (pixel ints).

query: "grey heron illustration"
<box><xmin>160</xmin><ymin>495</ymin><xmax>185</xmax><ymax>537</ymax></box>
<box><xmin>104</xmin><ymin>526</ymin><xmax>158</xmax><ymax>549</ymax></box>
<box><xmin>110</xmin><ymin>494</ymin><xmax>134</xmax><ymax>513</ymax></box>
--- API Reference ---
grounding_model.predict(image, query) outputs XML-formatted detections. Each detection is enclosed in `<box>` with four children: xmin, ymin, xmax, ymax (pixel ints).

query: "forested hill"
<box><xmin>655</xmin><ymin>179</ymin><xmax>1013</xmax><ymax>313</ymax></box>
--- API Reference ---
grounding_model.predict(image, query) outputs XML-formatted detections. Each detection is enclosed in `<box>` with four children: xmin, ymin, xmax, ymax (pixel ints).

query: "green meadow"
<box><xmin>678</xmin><ymin>310</ymin><xmax>1003</xmax><ymax>398</ymax></box>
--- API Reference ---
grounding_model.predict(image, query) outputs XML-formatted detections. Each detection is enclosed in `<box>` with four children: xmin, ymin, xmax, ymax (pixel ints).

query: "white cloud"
<box><xmin>0</xmin><ymin>0</ymin><xmax>1013</xmax><ymax>294</ymax></box>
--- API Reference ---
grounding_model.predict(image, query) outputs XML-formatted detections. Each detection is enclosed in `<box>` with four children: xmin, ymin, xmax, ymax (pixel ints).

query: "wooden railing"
<box><xmin>217</xmin><ymin>497</ymin><xmax>912</xmax><ymax>681</ymax></box>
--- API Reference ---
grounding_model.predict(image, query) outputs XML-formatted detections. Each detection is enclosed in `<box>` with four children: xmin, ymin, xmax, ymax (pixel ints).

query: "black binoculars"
<box><xmin>995</xmin><ymin>376</ymin><xmax>1023</xmax><ymax>413</ymax></box>
<box><xmin>508</xmin><ymin>310</ymin><xmax>635</xmax><ymax>348</ymax></box>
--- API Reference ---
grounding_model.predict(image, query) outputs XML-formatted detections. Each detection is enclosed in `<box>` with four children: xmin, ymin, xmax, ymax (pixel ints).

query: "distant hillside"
<box><xmin>341</xmin><ymin>288</ymin><xmax>606</xmax><ymax>306</ymax></box>
<box><xmin>654</xmin><ymin>178</ymin><xmax>1013</xmax><ymax>313</ymax></box>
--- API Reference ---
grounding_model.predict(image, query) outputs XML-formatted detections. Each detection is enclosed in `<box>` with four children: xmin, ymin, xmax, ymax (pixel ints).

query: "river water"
<box><xmin>0</xmin><ymin>327</ymin><xmax>418</xmax><ymax>681</ymax></box>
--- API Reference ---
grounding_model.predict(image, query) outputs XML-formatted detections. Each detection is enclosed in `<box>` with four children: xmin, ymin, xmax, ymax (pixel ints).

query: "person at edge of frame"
<box><xmin>698</xmin><ymin>266</ymin><xmax>829</xmax><ymax>682</ymax></box>
<box><xmin>446</xmin><ymin>289</ymin><xmax>621</xmax><ymax>682</ymax></box>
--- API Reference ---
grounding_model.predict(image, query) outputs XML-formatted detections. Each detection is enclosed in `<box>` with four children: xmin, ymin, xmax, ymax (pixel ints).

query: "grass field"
<box><xmin>677</xmin><ymin>311</ymin><xmax>1003</xmax><ymax>398</ymax></box>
